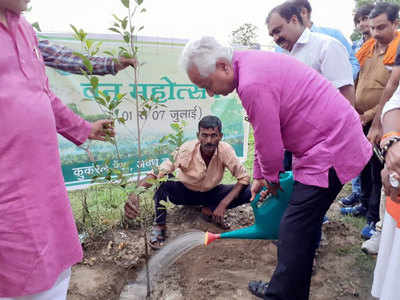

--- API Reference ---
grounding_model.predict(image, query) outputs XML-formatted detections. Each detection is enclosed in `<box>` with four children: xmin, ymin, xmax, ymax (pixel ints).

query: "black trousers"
<box><xmin>283</xmin><ymin>150</ymin><xmax>293</xmax><ymax>171</ymax></box>
<box><xmin>359</xmin><ymin>123</ymin><xmax>383</xmax><ymax>224</ymax></box>
<box><xmin>153</xmin><ymin>181</ymin><xmax>251</xmax><ymax>225</ymax></box>
<box><xmin>264</xmin><ymin>168</ymin><xmax>343</xmax><ymax>300</ymax></box>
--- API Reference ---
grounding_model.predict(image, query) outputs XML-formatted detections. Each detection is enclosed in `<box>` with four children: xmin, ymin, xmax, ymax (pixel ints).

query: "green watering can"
<box><xmin>205</xmin><ymin>171</ymin><xmax>294</xmax><ymax>246</ymax></box>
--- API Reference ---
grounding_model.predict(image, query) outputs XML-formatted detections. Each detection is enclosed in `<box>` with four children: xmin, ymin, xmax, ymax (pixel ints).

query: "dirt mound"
<box><xmin>68</xmin><ymin>201</ymin><xmax>377</xmax><ymax>300</ymax></box>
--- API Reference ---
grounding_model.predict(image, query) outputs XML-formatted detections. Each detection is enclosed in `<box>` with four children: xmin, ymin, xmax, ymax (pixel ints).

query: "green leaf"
<box><xmin>70</xmin><ymin>24</ymin><xmax>80</xmax><ymax>38</ymax></box>
<box><xmin>82</xmin><ymin>98</ymin><xmax>93</xmax><ymax>102</ymax></box>
<box><xmin>136</xmin><ymin>0</ymin><xmax>144</xmax><ymax>5</ymax></box>
<box><xmin>31</xmin><ymin>22</ymin><xmax>41</xmax><ymax>32</ymax></box>
<box><xmin>138</xmin><ymin>25</ymin><xmax>144</xmax><ymax>31</ymax></box>
<box><xmin>121</xmin><ymin>0</ymin><xmax>130</xmax><ymax>8</ymax></box>
<box><xmin>118</xmin><ymin>46</ymin><xmax>130</xmax><ymax>56</ymax></box>
<box><xmin>123</xmin><ymin>32</ymin><xmax>130</xmax><ymax>44</ymax></box>
<box><xmin>94</xmin><ymin>96</ymin><xmax>106</xmax><ymax>106</ymax></box>
<box><xmin>113</xmin><ymin>14</ymin><xmax>122</xmax><ymax>22</ymax></box>
<box><xmin>72</xmin><ymin>52</ymin><xmax>93</xmax><ymax>73</ymax></box>
<box><xmin>86</xmin><ymin>39</ymin><xmax>94</xmax><ymax>50</ymax></box>
<box><xmin>114</xmin><ymin>109</ymin><xmax>120</xmax><ymax>116</ymax></box>
<box><xmin>140</xmin><ymin>8</ymin><xmax>147</xmax><ymax>13</ymax></box>
<box><xmin>121</xmin><ymin>17</ymin><xmax>128</xmax><ymax>30</ymax></box>
<box><xmin>90</xmin><ymin>76</ymin><xmax>99</xmax><ymax>89</ymax></box>
<box><xmin>109</xmin><ymin>27</ymin><xmax>122</xmax><ymax>35</ymax></box>
<box><xmin>116</xmin><ymin>93</ymin><xmax>126</xmax><ymax>101</ymax></box>
<box><xmin>103</xmin><ymin>50</ymin><xmax>115</xmax><ymax>57</ymax></box>
<box><xmin>112</xmin><ymin>168</ymin><xmax>123</xmax><ymax>175</ymax></box>
<box><xmin>118</xmin><ymin>117</ymin><xmax>126</xmax><ymax>124</ymax></box>
<box><xmin>171</xmin><ymin>123</ymin><xmax>180</xmax><ymax>131</ymax></box>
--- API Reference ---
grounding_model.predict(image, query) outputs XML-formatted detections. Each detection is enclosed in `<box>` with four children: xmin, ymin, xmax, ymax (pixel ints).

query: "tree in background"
<box><xmin>230</xmin><ymin>23</ymin><xmax>259</xmax><ymax>47</ymax></box>
<box><xmin>355</xmin><ymin>0</ymin><xmax>400</xmax><ymax>9</ymax></box>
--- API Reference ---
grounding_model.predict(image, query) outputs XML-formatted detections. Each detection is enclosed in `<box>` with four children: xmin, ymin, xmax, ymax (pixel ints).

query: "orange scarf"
<box><xmin>386</xmin><ymin>196</ymin><xmax>400</xmax><ymax>228</ymax></box>
<box><xmin>356</xmin><ymin>32</ymin><xmax>400</xmax><ymax>67</ymax></box>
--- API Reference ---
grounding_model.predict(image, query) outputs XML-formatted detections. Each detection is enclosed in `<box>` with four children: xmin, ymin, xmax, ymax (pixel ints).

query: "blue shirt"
<box><xmin>275</xmin><ymin>25</ymin><xmax>360</xmax><ymax>79</ymax></box>
<box><xmin>352</xmin><ymin>38</ymin><xmax>364</xmax><ymax>54</ymax></box>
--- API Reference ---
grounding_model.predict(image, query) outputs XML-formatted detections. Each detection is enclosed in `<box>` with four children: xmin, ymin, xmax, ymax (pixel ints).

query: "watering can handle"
<box><xmin>250</xmin><ymin>187</ymin><xmax>268</xmax><ymax>210</ymax></box>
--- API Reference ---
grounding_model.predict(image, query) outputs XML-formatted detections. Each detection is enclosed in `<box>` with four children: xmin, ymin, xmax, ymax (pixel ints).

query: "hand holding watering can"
<box><xmin>251</xmin><ymin>179</ymin><xmax>283</xmax><ymax>202</ymax></box>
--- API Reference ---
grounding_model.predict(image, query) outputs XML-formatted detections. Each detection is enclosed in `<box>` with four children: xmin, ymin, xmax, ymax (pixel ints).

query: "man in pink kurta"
<box><xmin>182</xmin><ymin>36</ymin><xmax>372</xmax><ymax>300</ymax></box>
<box><xmin>0</xmin><ymin>1</ymin><xmax>112</xmax><ymax>298</ymax></box>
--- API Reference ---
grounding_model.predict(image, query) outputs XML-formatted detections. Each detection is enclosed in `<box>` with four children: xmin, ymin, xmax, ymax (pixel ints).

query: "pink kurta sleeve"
<box><xmin>47</xmin><ymin>84</ymin><xmax>92</xmax><ymax>145</ymax></box>
<box><xmin>253</xmin><ymin>151</ymin><xmax>263</xmax><ymax>180</ymax></box>
<box><xmin>239</xmin><ymin>83</ymin><xmax>284</xmax><ymax>183</ymax></box>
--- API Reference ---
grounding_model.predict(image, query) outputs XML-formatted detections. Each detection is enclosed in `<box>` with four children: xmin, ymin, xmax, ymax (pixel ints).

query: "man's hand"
<box><xmin>116</xmin><ymin>56</ymin><xmax>138</xmax><ymax>72</ymax></box>
<box><xmin>382</xmin><ymin>142</ymin><xmax>400</xmax><ymax>203</ymax></box>
<box><xmin>265</xmin><ymin>181</ymin><xmax>282</xmax><ymax>197</ymax></box>
<box><xmin>381</xmin><ymin>167</ymin><xmax>400</xmax><ymax>203</ymax></box>
<box><xmin>88</xmin><ymin>120</ymin><xmax>115</xmax><ymax>141</ymax></box>
<box><xmin>367</xmin><ymin>120</ymin><xmax>383</xmax><ymax>145</ymax></box>
<box><xmin>251</xmin><ymin>179</ymin><xmax>267</xmax><ymax>201</ymax></box>
<box><xmin>124</xmin><ymin>193</ymin><xmax>140</xmax><ymax>219</ymax></box>
<box><xmin>212</xmin><ymin>202</ymin><xmax>227</xmax><ymax>225</ymax></box>
<box><xmin>359</xmin><ymin>114</ymin><xmax>368</xmax><ymax>127</ymax></box>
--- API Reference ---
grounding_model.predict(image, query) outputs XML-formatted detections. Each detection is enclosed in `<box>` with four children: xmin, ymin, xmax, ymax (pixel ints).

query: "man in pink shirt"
<box><xmin>181</xmin><ymin>36</ymin><xmax>372</xmax><ymax>300</ymax></box>
<box><xmin>0</xmin><ymin>1</ymin><xmax>113</xmax><ymax>299</ymax></box>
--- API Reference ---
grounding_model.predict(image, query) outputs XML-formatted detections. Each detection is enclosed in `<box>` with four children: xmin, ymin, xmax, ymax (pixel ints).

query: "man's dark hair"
<box><xmin>291</xmin><ymin>0</ymin><xmax>312</xmax><ymax>13</ymax></box>
<box><xmin>266</xmin><ymin>2</ymin><xmax>304</xmax><ymax>26</ymax></box>
<box><xmin>354</xmin><ymin>4</ymin><xmax>375</xmax><ymax>25</ymax></box>
<box><xmin>369</xmin><ymin>2</ymin><xmax>399</xmax><ymax>23</ymax></box>
<box><xmin>198</xmin><ymin>115</ymin><xmax>222</xmax><ymax>133</ymax></box>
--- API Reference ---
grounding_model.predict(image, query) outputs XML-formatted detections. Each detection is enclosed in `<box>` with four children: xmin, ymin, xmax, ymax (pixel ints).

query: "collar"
<box><xmin>296</xmin><ymin>28</ymin><xmax>311</xmax><ymax>45</ymax></box>
<box><xmin>281</xmin><ymin>28</ymin><xmax>310</xmax><ymax>54</ymax></box>
<box><xmin>196</xmin><ymin>140</ymin><xmax>220</xmax><ymax>163</ymax></box>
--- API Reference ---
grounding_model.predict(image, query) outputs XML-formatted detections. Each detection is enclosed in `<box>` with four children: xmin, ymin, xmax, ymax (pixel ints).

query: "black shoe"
<box><xmin>339</xmin><ymin>193</ymin><xmax>361</xmax><ymax>207</ymax></box>
<box><xmin>248</xmin><ymin>280</ymin><xmax>269</xmax><ymax>298</ymax></box>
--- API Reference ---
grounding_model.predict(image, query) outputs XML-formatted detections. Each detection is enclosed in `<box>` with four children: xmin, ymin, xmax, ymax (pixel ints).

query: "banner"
<box><xmin>38</xmin><ymin>33</ymin><xmax>249</xmax><ymax>190</ymax></box>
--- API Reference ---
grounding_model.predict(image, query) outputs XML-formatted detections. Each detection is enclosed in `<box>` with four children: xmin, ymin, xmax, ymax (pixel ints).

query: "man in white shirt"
<box><xmin>266</xmin><ymin>2</ymin><xmax>355</xmax><ymax>104</ymax></box>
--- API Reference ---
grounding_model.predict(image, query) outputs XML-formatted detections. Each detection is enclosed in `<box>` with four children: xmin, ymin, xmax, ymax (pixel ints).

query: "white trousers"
<box><xmin>372</xmin><ymin>212</ymin><xmax>400</xmax><ymax>300</ymax></box>
<box><xmin>0</xmin><ymin>268</ymin><xmax>71</xmax><ymax>300</ymax></box>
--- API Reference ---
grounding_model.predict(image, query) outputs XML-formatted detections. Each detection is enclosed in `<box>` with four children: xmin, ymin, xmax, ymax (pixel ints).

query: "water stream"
<box><xmin>119</xmin><ymin>231</ymin><xmax>206</xmax><ymax>300</ymax></box>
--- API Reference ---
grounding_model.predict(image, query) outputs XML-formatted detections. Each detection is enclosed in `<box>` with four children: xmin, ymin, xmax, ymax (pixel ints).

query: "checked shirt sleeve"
<box><xmin>38</xmin><ymin>39</ymin><xmax>117</xmax><ymax>76</ymax></box>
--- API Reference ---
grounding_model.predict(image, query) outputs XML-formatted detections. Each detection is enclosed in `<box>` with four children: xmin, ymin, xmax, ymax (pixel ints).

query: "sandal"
<box><xmin>200</xmin><ymin>208</ymin><xmax>231</xmax><ymax>230</ymax></box>
<box><xmin>148</xmin><ymin>226</ymin><xmax>166</xmax><ymax>250</ymax></box>
<box><xmin>248</xmin><ymin>280</ymin><xmax>269</xmax><ymax>298</ymax></box>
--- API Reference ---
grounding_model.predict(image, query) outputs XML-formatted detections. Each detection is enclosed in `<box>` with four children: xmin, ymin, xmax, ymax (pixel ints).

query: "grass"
<box><xmin>69</xmin><ymin>185</ymin><xmax>128</xmax><ymax>234</ymax></box>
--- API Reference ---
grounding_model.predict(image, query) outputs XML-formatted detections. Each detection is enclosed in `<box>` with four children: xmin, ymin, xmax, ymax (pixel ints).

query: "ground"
<box><xmin>67</xmin><ymin>185</ymin><xmax>377</xmax><ymax>300</ymax></box>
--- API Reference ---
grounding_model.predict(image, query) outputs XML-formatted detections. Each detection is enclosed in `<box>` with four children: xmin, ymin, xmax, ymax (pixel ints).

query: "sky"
<box><xmin>26</xmin><ymin>0</ymin><xmax>356</xmax><ymax>46</ymax></box>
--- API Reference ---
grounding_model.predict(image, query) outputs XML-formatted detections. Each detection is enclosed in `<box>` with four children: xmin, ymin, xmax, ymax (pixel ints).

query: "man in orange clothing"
<box><xmin>125</xmin><ymin>116</ymin><xmax>251</xmax><ymax>249</ymax></box>
<box><xmin>341</xmin><ymin>2</ymin><xmax>400</xmax><ymax>240</ymax></box>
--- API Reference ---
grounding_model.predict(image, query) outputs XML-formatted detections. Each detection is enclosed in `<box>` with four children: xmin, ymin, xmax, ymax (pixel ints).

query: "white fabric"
<box><xmin>282</xmin><ymin>28</ymin><xmax>354</xmax><ymax>89</ymax></box>
<box><xmin>371</xmin><ymin>212</ymin><xmax>400</xmax><ymax>300</ymax></box>
<box><xmin>381</xmin><ymin>85</ymin><xmax>400</xmax><ymax>122</ymax></box>
<box><xmin>376</xmin><ymin>189</ymin><xmax>386</xmax><ymax>232</ymax></box>
<box><xmin>0</xmin><ymin>268</ymin><xmax>71</xmax><ymax>300</ymax></box>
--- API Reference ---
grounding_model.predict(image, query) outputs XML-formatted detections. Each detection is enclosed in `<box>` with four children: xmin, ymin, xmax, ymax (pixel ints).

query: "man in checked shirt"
<box><xmin>38</xmin><ymin>39</ymin><xmax>137</xmax><ymax>75</ymax></box>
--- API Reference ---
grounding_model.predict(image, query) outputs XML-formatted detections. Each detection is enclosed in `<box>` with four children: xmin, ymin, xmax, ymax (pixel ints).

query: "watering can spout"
<box><xmin>204</xmin><ymin>232</ymin><xmax>221</xmax><ymax>246</ymax></box>
<box><xmin>204</xmin><ymin>172</ymin><xmax>294</xmax><ymax>243</ymax></box>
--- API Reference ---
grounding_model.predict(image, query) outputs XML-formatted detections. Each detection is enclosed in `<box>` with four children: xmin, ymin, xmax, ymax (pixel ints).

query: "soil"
<box><xmin>67</xmin><ymin>186</ymin><xmax>377</xmax><ymax>300</ymax></box>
